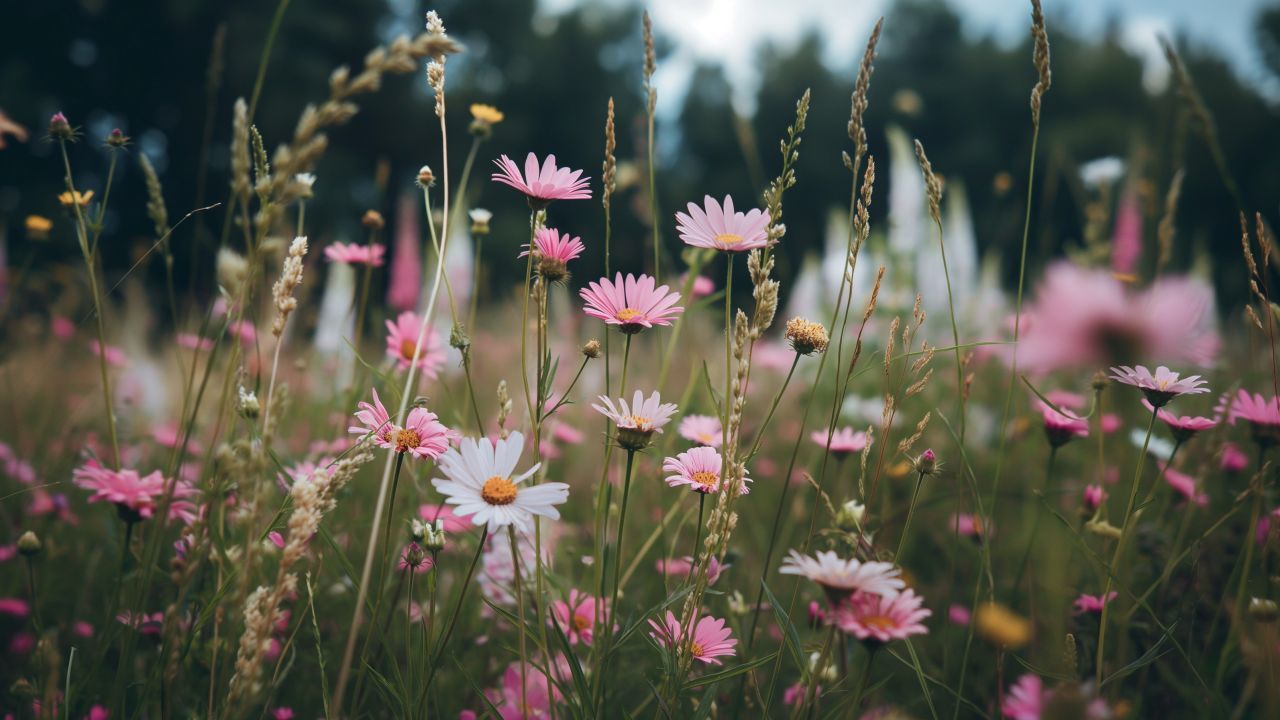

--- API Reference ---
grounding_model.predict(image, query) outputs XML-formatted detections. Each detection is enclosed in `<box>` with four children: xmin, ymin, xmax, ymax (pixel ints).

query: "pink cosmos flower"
<box><xmin>385</xmin><ymin>311</ymin><xmax>447</xmax><ymax>379</ymax></box>
<box><xmin>1160</xmin><ymin>463</ymin><xmax>1208</xmax><ymax>506</ymax></box>
<box><xmin>1142</xmin><ymin>399</ymin><xmax>1218</xmax><ymax>442</ymax></box>
<box><xmin>486</xmin><ymin>660</ymin><xmax>564</xmax><ymax>719</ymax></box>
<box><xmin>152</xmin><ymin>422</ymin><xmax>203</xmax><ymax>456</ymax></box>
<box><xmin>1072</xmin><ymin>591</ymin><xmax>1118</xmax><ymax>615</ymax></box>
<box><xmin>52</xmin><ymin>315</ymin><xmax>75</xmax><ymax>340</ymax></box>
<box><xmin>1110</xmin><ymin>365</ymin><xmax>1209</xmax><ymax>407</ymax></box>
<box><xmin>73</xmin><ymin>461</ymin><xmax>197</xmax><ymax>524</ymax></box>
<box><xmin>811</xmin><ymin>427</ymin><xmax>872</xmax><ymax>458</ymax></box>
<box><xmin>675</xmin><ymin>195</ymin><xmax>771</xmax><ymax>252</ymax></box>
<box><xmin>678</xmin><ymin>414</ymin><xmax>723</xmax><ymax>447</ymax></box>
<box><xmin>656</xmin><ymin>555</ymin><xmax>729</xmax><ymax>585</ymax></box>
<box><xmin>779</xmin><ymin>550</ymin><xmax>905</xmax><ymax>602</ymax></box>
<box><xmin>1229</xmin><ymin>389</ymin><xmax>1280</xmax><ymax>447</ymax></box>
<box><xmin>349</xmin><ymin>388</ymin><xmax>452</xmax><ymax>459</ymax></box>
<box><xmin>579</xmin><ymin>273</ymin><xmax>683</xmax><ymax>334</ymax></box>
<box><xmin>491</xmin><ymin>152</ymin><xmax>591</xmax><ymax>207</ymax></box>
<box><xmin>0</xmin><ymin>598</ymin><xmax>30</xmax><ymax>617</ymax></box>
<box><xmin>662</xmin><ymin>446</ymin><xmax>750</xmax><ymax>495</ymax></box>
<box><xmin>948</xmin><ymin>605</ymin><xmax>971</xmax><ymax>625</ymax></box>
<box><xmin>1083</xmin><ymin>485</ymin><xmax>1106</xmax><ymax>512</ymax></box>
<box><xmin>648</xmin><ymin>611</ymin><xmax>737</xmax><ymax>665</ymax></box>
<box><xmin>950</xmin><ymin>513</ymin><xmax>991</xmax><ymax>540</ymax></box>
<box><xmin>832</xmin><ymin>589</ymin><xmax>931</xmax><ymax>644</ymax></box>
<box><xmin>116</xmin><ymin>611</ymin><xmax>165</xmax><ymax>634</ymax></box>
<box><xmin>1221</xmin><ymin>442</ymin><xmax>1249</xmax><ymax>472</ymax></box>
<box><xmin>271</xmin><ymin>709</ymin><xmax>295</xmax><ymax>720</ymax></box>
<box><xmin>1010</xmin><ymin>262</ymin><xmax>1219</xmax><ymax>373</ymax></box>
<box><xmin>520</xmin><ymin>226</ymin><xmax>585</xmax><ymax>279</ymax></box>
<box><xmin>681</xmin><ymin>273</ymin><xmax>715</xmax><ymax>298</ymax></box>
<box><xmin>323</xmin><ymin>242</ymin><xmax>385</xmax><ymax>267</ymax></box>
<box><xmin>1002</xmin><ymin>674</ymin><xmax>1045</xmax><ymax>720</ymax></box>
<box><xmin>550</xmin><ymin>589</ymin><xmax>605</xmax><ymax>646</ymax></box>
<box><xmin>1039</xmin><ymin>401</ymin><xmax>1089</xmax><ymax>447</ymax></box>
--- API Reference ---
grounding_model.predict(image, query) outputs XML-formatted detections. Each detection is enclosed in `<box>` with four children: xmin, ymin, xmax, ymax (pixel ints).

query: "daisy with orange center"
<box><xmin>647</xmin><ymin>611</ymin><xmax>737</xmax><ymax>665</ymax></box>
<box><xmin>662</xmin><ymin>446</ymin><xmax>750</xmax><ymax>495</ymax></box>
<box><xmin>431</xmin><ymin>432</ymin><xmax>568</xmax><ymax>532</ymax></box>
<box><xmin>675</xmin><ymin>194</ymin><xmax>771</xmax><ymax>252</ymax></box>
<box><xmin>384</xmin><ymin>311</ymin><xmax>447</xmax><ymax>380</ymax></box>
<box><xmin>549</xmin><ymin>589</ymin><xmax>608</xmax><ymax>646</ymax></box>
<box><xmin>579</xmin><ymin>272</ymin><xmax>683</xmax><ymax>334</ymax></box>
<box><xmin>348</xmin><ymin>388</ymin><xmax>452</xmax><ymax>460</ymax></box>
<box><xmin>831</xmin><ymin>589</ymin><xmax>932</xmax><ymax>645</ymax></box>
<box><xmin>593</xmin><ymin>390</ymin><xmax>678</xmax><ymax>450</ymax></box>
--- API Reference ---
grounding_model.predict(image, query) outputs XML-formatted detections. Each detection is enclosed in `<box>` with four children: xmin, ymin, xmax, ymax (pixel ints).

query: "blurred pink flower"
<box><xmin>675</xmin><ymin>195</ymin><xmax>771</xmax><ymax>252</ymax></box>
<box><xmin>832</xmin><ymin>589</ymin><xmax>932</xmax><ymax>643</ymax></box>
<box><xmin>1083</xmin><ymin>485</ymin><xmax>1107</xmax><ymax>511</ymax></box>
<box><xmin>1039</xmin><ymin>401</ymin><xmax>1089</xmax><ymax>447</ymax></box>
<box><xmin>487</xmin><ymin>661</ymin><xmax>561</xmax><ymax>719</ymax></box>
<box><xmin>491</xmin><ymin>152</ymin><xmax>591</xmax><ymax>207</ymax></box>
<box><xmin>176</xmin><ymin>333</ymin><xmax>214</xmax><ymax>351</ymax></box>
<box><xmin>811</xmin><ymin>427</ymin><xmax>872</xmax><ymax>458</ymax></box>
<box><xmin>580</xmin><ymin>273</ymin><xmax>683</xmax><ymax>333</ymax></box>
<box><xmin>1010</xmin><ymin>262</ymin><xmax>1219</xmax><ymax>373</ymax></box>
<box><xmin>1228</xmin><ymin>389</ymin><xmax>1280</xmax><ymax>447</ymax></box>
<box><xmin>948</xmin><ymin>604</ymin><xmax>971</xmax><ymax>625</ymax></box>
<box><xmin>0</xmin><ymin>598</ymin><xmax>30</xmax><ymax>617</ymax></box>
<box><xmin>1110</xmin><ymin>188</ymin><xmax>1142</xmax><ymax>276</ymax></box>
<box><xmin>89</xmin><ymin>340</ymin><xmax>127</xmax><ymax>367</ymax></box>
<box><xmin>387</xmin><ymin>192</ymin><xmax>422</xmax><ymax>312</ymax></box>
<box><xmin>681</xmin><ymin>273</ymin><xmax>715</xmax><ymax>298</ymax></box>
<box><xmin>51</xmin><ymin>315</ymin><xmax>75</xmax><ymax>340</ymax></box>
<box><xmin>678</xmin><ymin>414</ymin><xmax>723</xmax><ymax>447</ymax></box>
<box><xmin>648</xmin><ymin>611</ymin><xmax>737</xmax><ymax>665</ymax></box>
<box><xmin>323</xmin><ymin>241</ymin><xmax>385</xmax><ymax>267</ymax></box>
<box><xmin>1072</xmin><ymin>591</ymin><xmax>1118</xmax><ymax>614</ymax></box>
<box><xmin>418</xmin><ymin>504</ymin><xmax>471</xmax><ymax>533</ymax></box>
<box><xmin>1221</xmin><ymin>442</ymin><xmax>1249</xmax><ymax>472</ymax></box>
<box><xmin>385</xmin><ymin>311</ymin><xmax>447</xmax><ymax>380</ymax></box>
<box><xmin>73</xmin><ymin>461</ymin><xmax>197</xmax><ymax>524</ymax></box>
<box><xmin>780</xmin><ymin>550</ymin><xmax>904</xmax><ymax>602</ymax></box>
<box><xmin>1160</xmin><ymin>463</ymin><xmax>1208</xmax><ymax>506</ymax></box>
<box><xmin>1002</xmin><ymin>674</ymin><xmax>1045</xmax><ymax>720</ymax></box>
<box><xmin>656</xmin><ymin>555</ymin><xmax>728</xmax><ymax>585</ymax></box>
<box><xmin>549</xmin><ymin>589</ymin><xmax>605</xmax><ymax>646</ymax></box>
<box><xmin>1143</xmin><ymin>400</ymin><xmax>1218</xmax><ymax>442</ymax></box>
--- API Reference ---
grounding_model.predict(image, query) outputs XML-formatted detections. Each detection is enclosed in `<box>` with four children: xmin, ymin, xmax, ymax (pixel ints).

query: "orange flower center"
<box><xmin>626</xmin><ymin>415</ymin><xmax>650</xmax><ymax>428</ymax></box>
<box><xmin>573</xmin><ymin>613</ymin><xmax>592</xmax><ymax>631</ymax></box>
<box><xmin>481</xmin><ymin>476</ymin><xmax>518</xmax><ymax>505</ymax></box>
<box><xmin>394</xmin><ymin>428</ymin><xmax>421</xmax><ymax>452</ymax></box>
<box><xmin>399</xmin><ymin>338</ymin><xmax>418</xmax><ymax>361</ymax></box>
<box><xmin>616</xmin><ymin>308</ymin><xmax>641</xmax><ymax>323</ymax></box>
<box><xmin>689</xmin><ymin>641</ymin><xmax>705</xmax><ymax>657</ymax></box>
<box><xmin>861</xmin><ymin>614</ymin><xmax>896</xmax><ymax>632</ymax></box>
<box><xmin>714</xmin><ymin>232</ymin><xmax>744</xmax><ymax>246</ymax></box>
<box><xmin>691</xmin><ymin>470</ymin><xmax>719</xmax><ymax>490</ymax></box>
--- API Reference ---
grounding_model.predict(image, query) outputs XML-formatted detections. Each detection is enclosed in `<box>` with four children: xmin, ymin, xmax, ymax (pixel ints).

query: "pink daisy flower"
<box><xmin>675</xmin><ymin>195</ymin><xmax>771</xmax><ymax>252</ymax></box>
<box><xmin>348</xmin><ymin>389</ymin><xmax>452</xmax><ymax>459</ymax></box>
<box><xmin>950</xmin><ymin>513</ymin><xmax>991</xmax><ymax>540</ymax></box>
<box><xmin>681</xmin><ymin>273</ymin><xmax>715</xmax><ymax>298</ymax></box>
<box><xmin>1160</xmin><ymin>462</ymin><xmax>1208</xmax><ymax>506</ymax></box>
<box><xmin>1229</xmin><ymin>389</ymin><xmax>1280</xmax><ymax>447</ymax></box>
<box><xmin>948</xmin><ymin>605</ymin><xmax>971</xmax><ymax>625</ymax></box>
<box><xmin>1109</xmin><ymin>365</ymin><xmax>1209</xmax><ymax>407</ymax></box>
<box><xmin>579</xmin><ymin>272</ymin><xmax>683</xmax><ymax>334</ymax></box>
<box><xmin>810</xmin><ymin>427</ymin><xmax>872</xmax><ymax>458</ymax></box>
<box><xmin>1010</xmin><ymin>262</ymin><xmax>1220</xmax><ymax>373</ymax></box>
<box><xmin>0</xmin><ymin>598</ymin><xmax>30</xmax><ymax>617</ymax></box>
<box><xmin>678</xmin><ymin>414</ymin><xmax>723</xmax><ymax>447</ymax></box>
<box><xmin>779</xmin><ymin>549</ymin><xmax>905</xmax><ymax>602</ymax></box>
<box><xmin>1142</xmin><ymin>399</ymin><xmax>1218</xmax><ymax>442</ymax></box>
<box><xmin>1002</xmin><ymin>674</ymin><xmax>1045</xmax><ymax>720</ymax></box>
<box><xmin>385</xmin><ymin>311</ymin><xmax>447</xmax><ymax>380</ymax></box>
<box><xmin>486</xmin><ymin>661</ymin><xmax>562</xmax><ymax>720</ymax></box>
<box><xmin>662</xmin><ymin>446</ymin><xmax>750</xmax><ymax>495</ymax></box>
<box><xmin>550</xmin><ymin>589</ymin><xmax>606</xmax><ymax>646</ymax></box>
<box><xmin>1072</xmin><ymin>591</ymin><xmax>1117</xmax><ymax>615</ymax></box>
<box><xmin>1039</xmin><ymin>401</ymin><xmax>1089</xmax><ymax>447</ymax></box>
<box><xmin>593</xmin><ymin>390</ymin><xmax>678</xmax><ymax>450</ymax></box>
<box><xmin>520</xmin><ymin>226</ymin><xmax>585</xmax><ymax>281</ymax></box>
<box><xmin>491</xmin><ymin>152</ymin><xmax>591</xmax><ymax>208</ymax></box>
<box><xmin>656</xmin><ymin>555</ymin><xmax>729</xmax><ymax>585</ymax></box>
<box><xmin>648</xmin><ymin>611</ymin><xmax>737</xmax><ymax>665</ymax></box>
<box><xmin>73</xmin><ymin>461</ymin><xmax>197</xmax><ymax>524</ymax></box>
<box><xmin>832</xmin><ymin>589</ymin><xmax>932</xmax><ymax>644</ymax></box>
<box><xmin>323</xmin><ymin>242</ymin><xmax>386</xmax><ymax>267</ymax></box>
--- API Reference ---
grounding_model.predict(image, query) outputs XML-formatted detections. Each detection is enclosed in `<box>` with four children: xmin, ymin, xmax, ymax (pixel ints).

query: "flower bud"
<box><xmin>616</xmin><ymin>427</ymin><xmax>655</xmax><ymax>452</ymax></box>
<box><xmin>582</xmin><ymin>339</ymin><xmax>602</xmax><ymax>359</ymax></box>
<box><xmin>449</xmin><ymin>324</ymin><xmax>471</xmax><ymax>351</ymax></box>
<box><xmin>1083</xmin><ymin>484</ymin><xmax>1106</xmax><ymax>512</ymax></box>
<box><xmin>361</xmin><ymin>209</ymin><xmax>385</xmax><ymax>230</ymax></box>
<box><xmin>423</xmin><ymin>519</ymin><xmax>447</xmax><ymax>553</ymax></box>
<box><xmin>416</xmin><ymin>166</ymin><xmax>435</xmax><ymax>188</ymax></box>
<box><xmin>237</xmin><ymin>386</ymin><xmax>260</xmax><ymax>419</ymax></box>
<box><xmin>17</xmin><ymin>530</ymin><xmax>41</xmax><ymax>557</ymax></box>
<box><xmin>1085</xmin><ymin>518</ymin><xmax>1122</xmax><ymax>541</ymax></box>
<box><xmin>106</xmin><ymin>128</ymin><xmax>129</xmax><ymax>148</ymax></box>
<box><xmin>48</xmin><ymin>112</ymin><xmax>73</xmax><ymax>140</ymax></box>
<box><xmin>834</xmin><ymin>499</ymin><xmax>866</xmax><ymax>532</ymax></box>
<box><xmin>915</xmin><ymin>449</ymin><xmax>937</xmax><ymax>475</ymax></box>
<box><xmin>469</xmin><ymin>208</ymin><xmax>492</xmax><ymax>235</ymax></box>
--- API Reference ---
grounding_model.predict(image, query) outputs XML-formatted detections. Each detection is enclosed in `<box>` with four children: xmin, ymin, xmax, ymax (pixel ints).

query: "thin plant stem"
<box><xmin>508</xmin><ymin>526</ymin><xmax>530</xmax><ymax>717</ymax></box>
<box><xmin>895</xmin><ymin>470</ymin><xmax>928</xmax><ymax>562</ymax></box>
<box><xmin>420</xmin><ymin>526</ymin><xmax>489</xmax><ymax>703</ymax></box>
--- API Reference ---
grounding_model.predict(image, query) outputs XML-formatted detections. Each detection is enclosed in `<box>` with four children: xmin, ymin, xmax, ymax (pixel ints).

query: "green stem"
<box><xmin>895</xmin><ymin>471</ymin><xmax>928</xmax><ymax>562</ymax></box>
<box><xmin>420</xmin><ymin>526</ymin><xmax>489</xmax><ymax>704</ymax></box>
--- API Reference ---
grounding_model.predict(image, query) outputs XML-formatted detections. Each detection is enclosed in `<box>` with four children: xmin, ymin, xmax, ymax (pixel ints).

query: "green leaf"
<box><xmin>685</xmin><ymin>651</ymin><xmax>778</xmax><ymax>688</ymax></box>
<box><xmin>1101</xmin><ymin>624</ymin><xmax>1175</xmax><ymax>687</ymax></box>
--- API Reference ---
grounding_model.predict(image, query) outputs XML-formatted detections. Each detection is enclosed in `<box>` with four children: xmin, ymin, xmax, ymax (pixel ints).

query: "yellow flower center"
<box><xmin>616</xmin><ymin>308</ymin><xmax>641</xmax><ymax>323</ymax></box>
<box><xmin>481</xmin><ymin>476</ymin><xmax>518</xmax><ymax>505</ymax></box>
<box><xmin>573</xmin><ymin>613</ymin><xmax>592</xmax><ymax>632</ymax></box>
<box><xmin>691</xmin><ymin>470</ymin><xmax>719</xmax><ymax>490</ymax></box>
<box><xmin>861</xmin><ymin>614</ymin><xmax>896</xmax><ymax>632</ymax></box>
<box><xmin>394</xmin><ymin>428</ymin><xmax>421</xmax><ymax>452</ymax></box>
<box><xmin>714</xmin><ymin>232</ymin><xmax>744</xmax><ymax>246</ymax></box>
<box><xmin>399</xmin><ymin>338</ymin><xmax>418</xmax><ymax>361</ymax></box>
<box><xmin>689</xmin><ymin>641</ymin><xmax>705</xmax><ymax>657</ymax></box>
<box><xmin>626</xmin><ymin>415</ymin><xmax>650</xmax><ymax>428</ymax></box>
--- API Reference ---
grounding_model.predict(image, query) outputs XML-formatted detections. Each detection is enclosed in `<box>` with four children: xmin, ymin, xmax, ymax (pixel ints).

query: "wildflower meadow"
<box><xmin>4</xmin><ymin>1</ymin><xmax>1280</xmax><ymax>718</ymax></box>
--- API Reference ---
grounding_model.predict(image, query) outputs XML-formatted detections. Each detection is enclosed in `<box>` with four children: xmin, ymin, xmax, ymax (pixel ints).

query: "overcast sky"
<box><xmin>542</xmin><ymin>0</ymin><xmax>1275</xmax><ymax>112</ymax></box>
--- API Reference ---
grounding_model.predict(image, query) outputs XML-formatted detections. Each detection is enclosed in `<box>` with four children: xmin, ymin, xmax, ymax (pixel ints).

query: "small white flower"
<box><xmin>779</xmin><ymin>549</ymin><xmax>905</xmax><ymax>600</ymax></box>
<box><xmin>432</xmin><ymin>431</ymin><xmax>568</xmax><ymax>533</ymax></box>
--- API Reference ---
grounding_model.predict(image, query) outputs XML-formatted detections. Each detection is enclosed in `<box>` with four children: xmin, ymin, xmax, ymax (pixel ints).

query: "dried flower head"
<box><xmin>785</xmin><ymin>317</ymin><xmax>829</xmax><ymax>355</ymax></box>
<box><xmin>582</xmin><ymin>339</ymin><xmax>602</xmax><ymax>359</ymax></box>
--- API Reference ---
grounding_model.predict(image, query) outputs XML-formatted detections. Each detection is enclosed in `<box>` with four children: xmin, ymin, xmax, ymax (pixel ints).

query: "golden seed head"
<box><xmin>785</xmin><ymin>317</ymin><xmax>829</xmax><ymax>355</ymax></box>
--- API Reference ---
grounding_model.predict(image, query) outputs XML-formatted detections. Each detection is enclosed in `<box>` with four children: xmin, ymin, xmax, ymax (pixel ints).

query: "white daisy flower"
<box><xmin>779</xmin><ymin>549</ymin><xmax>905</xmax><ymax>602</ymax></box>
<box><xmin>592</xmin><ymin>389</ymin><xmax>678</xmax><ymax>450</ymax></box>
<box><xmin>431</xmin><ymin>431</ymin><xmax>568</xmax><ymax>532</ymax></box>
